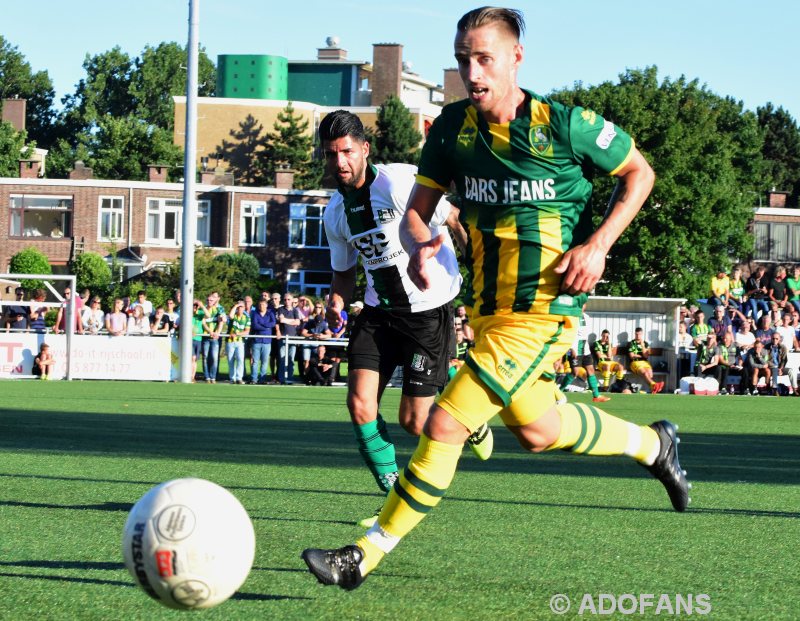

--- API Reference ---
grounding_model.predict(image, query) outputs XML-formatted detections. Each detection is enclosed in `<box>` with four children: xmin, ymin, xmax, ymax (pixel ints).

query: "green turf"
<box><xmin>0</xmin><ymin>381</ymin><xmax>798</xmax><ymax>620</ymax></box>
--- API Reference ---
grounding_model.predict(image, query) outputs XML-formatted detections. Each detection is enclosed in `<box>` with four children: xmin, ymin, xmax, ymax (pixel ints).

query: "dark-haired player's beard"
<box><xmin>335</xmin><ymin>154</ymin><xmax>367</xmax><ymax>191</ymax></box>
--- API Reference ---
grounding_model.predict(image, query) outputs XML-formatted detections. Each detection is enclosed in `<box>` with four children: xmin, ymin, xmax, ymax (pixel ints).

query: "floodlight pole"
<box><xmin>179</xmin><ymin>0</ymin><xmax>200</xmax><ymax>383</ymax></box>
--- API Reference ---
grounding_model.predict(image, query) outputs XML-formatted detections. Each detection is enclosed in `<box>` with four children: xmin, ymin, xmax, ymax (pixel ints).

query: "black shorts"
<box><xmin>567</xmin><ymin>352</ymin><xmax>594</xmax><ymax>369</ymax></box>
<box><xmin>347</xmin><ymin>303</ymin><xmax>454</xmax><ymax>397</ymax></box>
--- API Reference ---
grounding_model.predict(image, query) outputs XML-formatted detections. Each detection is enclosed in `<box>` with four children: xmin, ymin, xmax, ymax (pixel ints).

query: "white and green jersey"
<box><xmin>324</xmin><ymin>163</ymin><xmax>462</xmax><ymax>312</ymax></box>
<box><xmin>571</xmin><ymin>313</ymin><xmax>591</xmax><ymax>355</ymax></box>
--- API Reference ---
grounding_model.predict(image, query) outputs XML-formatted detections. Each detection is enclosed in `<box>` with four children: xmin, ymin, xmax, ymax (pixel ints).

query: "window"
<box><xmin>98</xmin><ymin>196</ymin><xmax>124</xmax><ymax>240</ymax></box>
<box><xmin>289</xmin><ymin>203</ymin><xmax>327</xmax><ymax>248</ymax></box>
<box><xmin>10</xmin><ymin>194</ymin><xmax>73</xmax><ymax>238</ymax></box>
<box><xmin>753</xmin><ymin>221</ymin><xmax>800</xmax><ymax>262</ymax></box>
<box><xmin>146</xmin><ymin>197</ymin><xmax>211</xmax><ymax>246</ymax></box>
<box><xmin>287</xmin><ymin>270</ymin><xmax>332</xmax><ymax>298</ymax></box>
<box><xmin>240</xmin><ymin>200</ymin><xmax>267</xmax><ymax>246</ymax></box>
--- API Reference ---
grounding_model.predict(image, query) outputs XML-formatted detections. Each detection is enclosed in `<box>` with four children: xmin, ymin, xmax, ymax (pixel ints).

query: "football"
<box><xmin>121</xmin><ymin>478</ymin><xmax>256</xmax><ymax>610</ymax></box>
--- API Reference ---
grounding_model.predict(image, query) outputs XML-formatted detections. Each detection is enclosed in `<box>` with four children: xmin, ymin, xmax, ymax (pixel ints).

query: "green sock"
<box><xmin>587</xmin><ymin>374</ymin><xmax>600</xmax><ymax>398</ymax></box>
<box><xmin>560</xmin><ymin>373</ymin><xmax>575</xmax><ymax>389</ymax></box>
<box><xmin>354</xmin><ymin>414</ymin><xmax>398</xmax><ymax>493</ymax></box>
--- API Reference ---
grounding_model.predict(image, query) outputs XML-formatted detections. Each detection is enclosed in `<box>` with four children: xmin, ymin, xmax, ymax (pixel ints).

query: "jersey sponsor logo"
<box><xmin>457</xmin><ymin>126</ymin><xmax>477</xmax><ymax>147</ymax></box>
<box><xmin>464</xmin><ymin>175</ymin><xmax>556</xmax><ymax>203</ymax></box>
<box><xmin>352</xmin><ymin>231</ymin><xmax>390</xmax><ymax>258</ymax></box>
<box><xmin>375</xmin><ymin>207</ymin><xmax>397</xmax><ymax>223</ymax></box>
<box><xmin>596</xmin><ymin>120</ymin><xmax>617</xmax><ymax>150</ymax></box>
<box><xmin>529</xmin><ymin>124</ymin><xmax>553</xmax><ymax>155</ymax></box>
<box><xmin>411</xmin><ymin>353</ymin><xmax>427</xmax><ymax>372</ymax></box>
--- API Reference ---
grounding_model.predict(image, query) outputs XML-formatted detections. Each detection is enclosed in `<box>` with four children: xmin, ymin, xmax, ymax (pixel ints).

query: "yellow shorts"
<box><xmin>437</xmin><ymin>313</ymin><xmax>576</xmax><ymax>432</ymax></box>
<box><xmin>630</xmin><ymin>360</ymin><xmax>652</xmax><ymax>375</ymax></box>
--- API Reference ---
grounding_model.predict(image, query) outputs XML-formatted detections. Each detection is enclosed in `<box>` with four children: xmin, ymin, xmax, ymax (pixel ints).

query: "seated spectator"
<box><xmin>709</xmin><ymin>305</ymin><xmax>733</xmax><ymax>340</ymax></box>
<box><xmin>4</xmin><ymin>287</ymin><xmax>29</xmax><ymax>332</ymax></box>
<box><xmin>226</xmin><ymin>301</ymin><xmax>251</xmax><ymax>384</ymax></box>
<box><xmin>592</xmin><ymin>330</ymin><xmax>628</xmax><ymax>390</ymax></box>
<box><xmin>105</xmin><ymin>298</ymin><xmax>128</xmax><ymax>336</ymax></box>
<box><xmin>727</xmin><ymin>305</ymin><xmax>747</xmax><ymax>334</ymax></box>
<box><xmin>734</xmin><ymin>317</ymin><xmax>756</xmax><ymax>355</ymax></box>
<box><xmin>745</xmin><ymin>266</ymin><xmax>770</xmax><ymax>319</ymax></box>
<box><xmin>689</xmin><ymin>310</ymin><xmax>711</xmax><ymax>347</ymax></box>
<box><xmin>788</xmin><ymin>265</ymin><xmax>800</xmax><ymax>314</ymax></box>
<box><xmin>150</xmin><ymin>306</ymin><xmax>173</xmax><ymax>335</ymax></box>
<box><xmin>728</xmin><ymin>267</ymin><xmax>745</xmax><ymax>310</ymax></box>
<box><xmin>81</xmin><ymin>296</ymin><xmax>105</xmax><ymax>334</ymax></box>
<box><xmin>695</xmin><ymin>332</ymin><xmax>722</xmax><ymax>382</ymax></box>
<box><xmin>28</xmin><ymin>289</ymin><xmax>48</xmax><ymax>333</ymax></box>
<box><xmin>127</xmin><ymin>305</ymin><xmax>151</xmax><ymax>336</ymax></box>
<box><xmin>709</xmin><ymin>270</ymin><xmax>731</xmax><ymax>308</ymax></box>
<box><xmin>53</xmin><ymin>286</ymin><xmax>84</xmax><ymax>335</ymax></box>
<box><xmin>32</xmin><ymin>343</ymin><xmax>55</xmax><ymax>380</ymax></box>
<box><xmin>129</xmin><ymin>290</ymin><xmax>154</xmax><ymax>317</ymax></box>
<box><xmin>744</xmin><ymin>340</ymin><xmax>770</xmax><ymax>395</ymax></box>
<box><xmin>754</xmin><ymin>315</ymin><xmax>775</xmax><ymax>347</ymax></box>
<box><xmin>767</xmin><ymin>332</ymin><xmax>798</xmax><ymax>396</ymax></box>
<box><xmin>718</xmin><ymin>331</ymin><xmax>743</xmax><ymax>394</ymax></box>
<box><xmin>306</xmin><ymin>344</ymin><xmax>336</xmax><ymax>386</ymax></box>
<box><xmin>249</xmin><ymin>298</ymin><xmax>277</xmax><ymax>385</ymax></box>
<box><xmin>769</xmin><ymin>266</ymin><xmax>790</xmax><ymax>312</ymax></box>
<box><xmin>626</xmin><ymin>327</ymin><xmax>664</xmax><ymax>394</ymax></box>
<box><xmin>775</xmin><ymin>312</ymin><xmax>798</xmax><ymax>352</ymax></box>
<box><xmin>300</xmin><ymin>301</ymin><xmax>331</xmax><ymax>378</ymax></box>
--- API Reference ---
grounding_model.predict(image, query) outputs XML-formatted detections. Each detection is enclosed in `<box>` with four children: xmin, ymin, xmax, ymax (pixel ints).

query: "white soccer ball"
<box><xmin>121</xmin><ymin>478</ymin><xmax>256</xmax><ymax>610</ymax></box>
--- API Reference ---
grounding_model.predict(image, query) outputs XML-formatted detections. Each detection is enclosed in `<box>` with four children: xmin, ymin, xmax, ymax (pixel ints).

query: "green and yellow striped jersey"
<box><xmin>418</xmin><ymin>89</ymin><xmax>634</xmax><ymax>318</ymax></box>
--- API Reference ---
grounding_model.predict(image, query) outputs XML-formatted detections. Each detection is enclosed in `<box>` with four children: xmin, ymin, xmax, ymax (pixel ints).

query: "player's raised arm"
<box><xmin>400</xmin><ymin>183</ymin><xmax>447</xmax><ymax>291</ymax></box>
<box><xmin>555</xmin><ymin>148</ymin><xmax>655</xmax><ymax>295</ymax></box>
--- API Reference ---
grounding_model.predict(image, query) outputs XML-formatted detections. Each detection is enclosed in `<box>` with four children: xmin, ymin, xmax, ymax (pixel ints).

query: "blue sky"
<box><xmin>5</xmin><ymin>0</ymin><xmax>798</xmax><ymax>121</ymax></box>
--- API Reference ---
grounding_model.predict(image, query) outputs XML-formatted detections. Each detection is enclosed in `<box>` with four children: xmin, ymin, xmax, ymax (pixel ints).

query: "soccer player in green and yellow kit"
<box><xmin>302</xmin><ymin>7</ymin><xmax>691</xmax><ymax>589</ymax></box>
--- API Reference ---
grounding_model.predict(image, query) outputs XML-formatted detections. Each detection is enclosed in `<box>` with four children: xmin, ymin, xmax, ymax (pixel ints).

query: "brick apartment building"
<box><xmin>0</xmin><ymin>162</ymin><xmax>336</xmax><ymax>296</ymax></box>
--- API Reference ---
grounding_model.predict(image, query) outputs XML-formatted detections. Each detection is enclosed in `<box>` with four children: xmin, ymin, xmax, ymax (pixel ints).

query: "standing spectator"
<box><xmin>269</xmin><ymin>292</ymin><xmax>282</xmax><ymax>381</ymax></box>
<box><xmin>127</xmin><ymin>305</ymin><xmax>151</xmax><ymax>336</ymax></box>
<box><xmin>708</xmin><ymin>305</ymin><xmax>732</xmax><ymax>340</ymax></box>
<box><xmin>728</xmin><ymin>267</ymin><xmax>745</xmax><ymax>310</ymax></box>
<box><xmin>767</xmin><ymin>332</ymin><xmax>797</xmax><ymax>396</ymax></box>
<box><xmin>300</xmin><ymin>302</ymin><xmax>331</xmax><ymax>378</ymax></box>
<box><xmin>129</xmin><ymin>290</ymin><xmax>154</xmax><ymax>318</ymax></box>
<box><xmin>709</xmin><ymin>270</ymin><xmax>731</xmax><ymax>308</ymax></box>
<box><xmin>745</xmin><ymin>266</ymin><xmax>770</xmax><ymax>319</ymax></box>
<box><xmin>165</xmin><ymin>299</ymin><xmax>179</xmax><ymax>326</ymax></box>
<box><xmin>787</xmin><ymin>265</ymin><xmax>800</xmax><ymax>313</ymax></box>
<box><xmin>754</xmin><ymin>315</ymin><xmax>775</xmax><ymax>347</ymax></box>
<box><xmin>81</xmin><ymin>297</ymin><xmax>105</xmax><ymax>334</ymax></box>
<box><xmin>32</xmin><ymin>343</ymin><xmax>55</xmax><ymax>380</ymax></box>
<box><xmin>676</xmin><ymin>322</ymin><xmax>696</xmax><ymax>379</ymax></box>
<box><xmin>190</xmin><ymin>300</ymin><xmax>207</xmax><ymax>381</ymax></box>
<box><xmin>242</xmin><ymin>295</ymin><xmax>255</xmax><ymax>376</ymax></box>
<box><xmin>249</xmin><ymin>298</ymin><xmax>277</xmax><ymax>384</ymax></box>
<box><xmin>4</xmin><ymin>287</ymin><xmax>29</xmax><ymax>332</ymax></box>
<box><xmin>150</xmin><ymin>306</ymin><xmax>172</xmax><ymax>335</ymax></box>
<box><xmin>201</xmin><ymin>292</ymin><xmax>226</xmax><ymax>383</ymax></box>
<box><xmin>744</xmin><ymin>340</ymin><xmax>770</xmax><ymax>395</ymax></box>
<box><xmin>28</xmin><ymin>289</ymin><xmax>48</xmax><ymax>333</ymax></box>
<box><xmin>306</xmin><ymin>345</ymin><xmax>336</xmax><ymax>386</ymax></box>
<box><xmin>768</xmin><ymin>266</ymin><xmax>790</xmax><ymax>312</ymax></box>
<box><xmin>53</xmin><ymin>286</ymin><xmax>84</xmax><ymax>335</ymax></box>
<box><xmin>277</xmin><ymin>292</ymin><xmax>302</xmax><ymax>384</ymax></box>
<box><xmin>689</xmin><ymin>310</ymin><xmax>711</xmax><ymax>347</ymax></box>
<box><xmin>105</xmin><ymin>298</ymin><xmax>128</xmax><ymax>336</ymax></box>
<box><xmin>296</xmin><ymin>295</ymin><xmax>313</xmax><ymax>322</ymax></box>
<box><xmin>627</xmin><ymin>327</ymin><xmax>664</xmax><ymax>394</ymax></box>
<box><xmin>226</xmin><ymin>301</ymin><xmax>251</xmax><ymax>384</ymax></box>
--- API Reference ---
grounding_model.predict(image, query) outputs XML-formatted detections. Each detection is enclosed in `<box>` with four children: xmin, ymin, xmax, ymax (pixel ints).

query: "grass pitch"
<box><xmin>0</xmin><ymin>380</ymin><xmax>798</xmax><ymax>620</ymax></box>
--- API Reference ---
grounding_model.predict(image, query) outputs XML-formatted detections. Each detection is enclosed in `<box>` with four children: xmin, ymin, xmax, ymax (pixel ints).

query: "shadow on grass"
<box><xmin>0</xmin><ymin>407</ymin><xmax>797</xmax><ymax>486</ymax></box>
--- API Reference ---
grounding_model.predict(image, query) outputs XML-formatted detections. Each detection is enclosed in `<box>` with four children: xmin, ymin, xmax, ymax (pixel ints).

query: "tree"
<box><xmin>371</xmin><ymin>95</ymin><xmax>422</xmax><ymax>164</ymax></box>
<box><xmin>757</xmin><ymin>103</ymin><xmax>800</xmax><ymax>206</ymax></box>
<box><xmin>72</xmin><ymin>252</ymin><xmax>112</xmax><ymax>293</ymax></box>
<box><xmin>129</xmin><ymin>42</ymin><xmax>216</xmax><ymax>130</ymax></box>
<box><xmin>82</xmin><ymin>115</ymin><xmax>183</xmax><ymax>181</ymax></box>
<box><xmin>261</xmin><ymin>103</ymin><xmax>322</xmax><ymax>189</ymax></box>
<box><xmin>0</xmin><ymin>120</ymin><xmax>32</xmax><ymax>176</ymax></box>
<box><xmin>0</xmin><ymin>36</ymin><xmax>56</xmax><ymax>147</ymax></box>
<box><xmin>214</xmin><ymin>114</ymin><xmax>270</xmax><ymax>186</ymax></box>
<box><xmin>9</xmin><ymin>246</ymin><xmax>52</xmax><ymax>290</ymax></box>
<box><xmin>553</xmin><ymin>67</ymin><xmax>759</xmax><ymax>301</ymax></box>
<box><xmin>213</xmin><ymin>252</ymin><xmax>261</xmax><ymax>299</ymax></box>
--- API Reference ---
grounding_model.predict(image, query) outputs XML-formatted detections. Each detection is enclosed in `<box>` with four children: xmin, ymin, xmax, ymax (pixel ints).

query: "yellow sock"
<box><xmin>548</xmin><ymin>403</ymin><xmax>659</xmax><ymax>463</ymax></box>
<box><xmin>355</xmin><ymin>433</ymin><xmax>462</xmax><ymax>575</ymax></box>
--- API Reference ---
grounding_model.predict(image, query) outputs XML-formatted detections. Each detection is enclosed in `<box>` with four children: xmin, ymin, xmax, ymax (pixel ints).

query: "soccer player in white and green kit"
<box><xmin>318</xmin><ymin>110</ymin><xmax>494</xmax><ymax>528</ymax></box>
<box><xmin>303</xmin><ymin>8</ymin><xmax>691</xmax><ymax>589</ymax></box>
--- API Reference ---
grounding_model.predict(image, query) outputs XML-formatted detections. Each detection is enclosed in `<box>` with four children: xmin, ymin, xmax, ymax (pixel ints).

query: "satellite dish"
<box><xmin>326</xmin><ymin>36</ymin><xmax>340</xmax><ymax>48</ymax></box>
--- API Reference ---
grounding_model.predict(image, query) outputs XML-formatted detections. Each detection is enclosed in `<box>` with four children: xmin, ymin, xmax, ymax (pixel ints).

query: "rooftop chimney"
<box><xmin>19</xmin><ymin>159</ymin><xmax>40</xmax><ymax>179</ymax></box>
<box><xmin>148</xmin><ymin>165</ymin><xmax>169</xmax><ymax>183</ymax></box>
<box><xmin>767</xmin><ymin>189</ymin><xmax>790</xmax><ymax>208</ymax></box>
<box><xmin>371</xmin><ymin>43</ymin><xmax>403</xmax><ymax>106</ymax></box>
<box><xmin>443</xmin><ymin>68</ymin><xmax>465</xmax><ymax>105</ymax></box>
<box><xmin>69</xmin><ymin>160</ymin><xmax>94</xmax><ymax>180</ymax></box>
<box><xmin>274</xmin><ymin>167</ymin><xmax>295</xmax><ymax>190</ymax></box>
<box><xmin>2</xmin><ymin>99</ymin><xmax>27</xmax><ymax>132</ymax></box>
